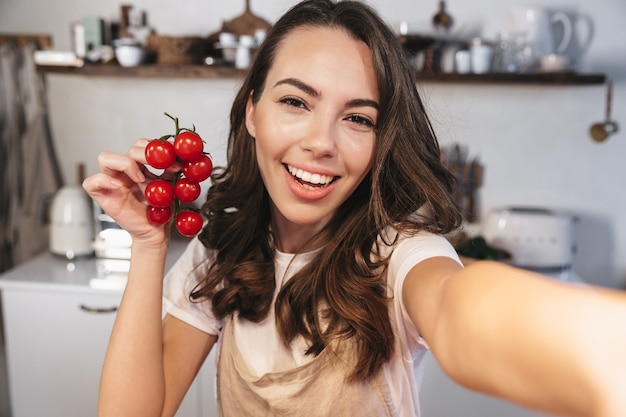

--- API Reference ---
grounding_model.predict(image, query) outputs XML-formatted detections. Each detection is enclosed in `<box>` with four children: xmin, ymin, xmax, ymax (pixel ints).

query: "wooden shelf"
<box><xmin>414</xmin><ymin>71</ymin><xmax>606</xmax><ymax>85</ymax></box>
<box><xmin>37</xmin><ymin>63</ymin><xmax>607</xmax><ymax>85</ymax></box>
<box><xmin>37</xmin><ymin>63</ymin><xmax>248</xmax><ymax>79</ymax></box>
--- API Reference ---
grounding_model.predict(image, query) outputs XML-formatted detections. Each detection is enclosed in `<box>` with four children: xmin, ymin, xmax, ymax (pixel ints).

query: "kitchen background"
<box><xmin>1</xmin><ymin>0</ymin><xmax>625</xmax><ymax>288</ymax></box>
<box><xmin>0</xmin><ymin>1</ymin><xmax>625</xmax><ymax>416</ymax></box>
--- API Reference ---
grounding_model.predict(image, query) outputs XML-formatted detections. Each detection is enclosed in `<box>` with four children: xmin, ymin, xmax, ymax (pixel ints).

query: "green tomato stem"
<box><xmin>164</xmin><ymin>112</ymin><xmax>181</xmax><ymax>135</ymax></box>
<box><xmin>173</xmin><ymin>170</ymin><xmax>182</xmax><ymax>214</ymax></box>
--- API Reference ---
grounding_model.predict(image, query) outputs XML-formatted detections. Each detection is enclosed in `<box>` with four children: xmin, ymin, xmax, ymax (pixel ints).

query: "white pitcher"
<box><xmin>509</xmin><ymin>5</ymin><xmax>573</xmax><ymax>66</ymax></box>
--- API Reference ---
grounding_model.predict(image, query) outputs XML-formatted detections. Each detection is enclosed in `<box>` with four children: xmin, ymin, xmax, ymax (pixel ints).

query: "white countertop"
<box><xmin>0</xmin><ymin>238</ymin><xmax>190</xmax><ymax>294</ymax></box>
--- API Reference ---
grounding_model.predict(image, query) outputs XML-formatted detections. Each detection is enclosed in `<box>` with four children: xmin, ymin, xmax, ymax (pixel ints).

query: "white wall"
<box><xmin>1</xmin><ymin>0</ymin><xmax>625</xmax><ymax>288</ymax></box>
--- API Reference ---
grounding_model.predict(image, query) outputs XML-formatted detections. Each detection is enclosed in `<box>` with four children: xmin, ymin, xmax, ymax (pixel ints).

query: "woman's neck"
<box><xmin>270</xmin><ymin>210</ymin><xmax>331</xmax><ymax>254</ymax></box>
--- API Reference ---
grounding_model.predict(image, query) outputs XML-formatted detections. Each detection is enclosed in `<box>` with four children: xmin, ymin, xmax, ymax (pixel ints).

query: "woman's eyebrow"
<box><xmin>346</xmin><ymin>98</ymin><xmax>379</xmax><ymax>110</ymax></box>
<box><xmin>274</xmin><ymin>77</ymin><xmax>379</xmax><ymax>110</ymax></box>
<box><xmin>274</xmin><ymin>77</ymin><xmax>320</xmax><ymax>98</ymax></box>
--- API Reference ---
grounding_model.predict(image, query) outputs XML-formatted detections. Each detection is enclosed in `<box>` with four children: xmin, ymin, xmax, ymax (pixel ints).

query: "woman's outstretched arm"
<box><xmin>404</xmin><ymin>257</ymin><xmax>626</xmax><ymax>417</ymax></box>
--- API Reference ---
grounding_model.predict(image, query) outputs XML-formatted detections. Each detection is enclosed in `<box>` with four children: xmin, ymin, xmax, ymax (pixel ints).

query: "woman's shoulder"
<box><xmin>380</xmin><ymin>227</ymin><xmax>461</xmax><ymax>283</ymax></box>
<box><xmin>379</xmin><ymin>227</ymin><xmax>458</xmax><ymax>259</ymax></box>
<box><xmin>396</xmin><ymin>229</ymin><xmax>457</xmax><ymax>253</ymax></box>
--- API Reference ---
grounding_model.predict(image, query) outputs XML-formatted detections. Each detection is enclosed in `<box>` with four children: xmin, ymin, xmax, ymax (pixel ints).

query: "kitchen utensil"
<box><xmin>220</xmin><ymin>0</ymin><xmax>271</xmax><ymax>36</ymax></box>
<box><xmin>49</xmin><ymin>163</ymin><xmax>94</xmax><ymax>259</ymax></box>
<box><xmin>509</xmin><ymin>6</ymin><xmax>573</xmax><ymax>69</ymax></box>
<box><xmin>492</xmin><ymin>30</ymin><xmax>520</xmax><ymax>73</ymax></box>
<box><xmin>215</xmin><ymin>33</ymin><xmax>238</xmax><ymax>63</ymax></box>
<box><xmin>590</xmin><ymin>80</ymin><xmax>619</xmax><ymax>143</ymax></box>
<box><xmin>482</xmin><ymin>207</ymin><xmax>576</xmax><ymax>270</ymax></box>
<box><xmin>114</xmin><ymin>44</ymin><xmax>145</xmax><ymax>67</ymax></box>
<box><xmin>469</xmin><ymin>38</ymin><xmax>494</xmax><ymax>74</ymax></box>
<box><xmin>454</xmin><ymin>49</ymin><xmax>471</xmax><ymax>73</ymax></box>
<box><xmin>235</xmin><ymin>34</ymin><xmax>254</xmax><ymax>69</ymax></box>
<box><xmin>557</xmin><ymin>9</ymin><xmax>594</xmax><ymax>70</ymax></box>
<box><xmin>147</xmin><ymin>35</ymin><xmax>207</xmax><ymax>65</ymax></box>
<box><xmin>33</xmin><ymin>50</ymin><xmax>83</xmax><ymax>67</ymax></box>
<box><xmin>49</xmin><ymin>186</ymin><xmax>94</xmax><ymax>259</ymax></box>
<box><xmin>431</xmin><ymin>0</ymin><xmax>453</xmax><ymax>34</ymax></box>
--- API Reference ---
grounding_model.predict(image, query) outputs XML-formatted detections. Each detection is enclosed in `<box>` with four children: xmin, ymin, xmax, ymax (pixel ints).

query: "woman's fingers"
<box><xmin>96</xmin><ymin>138</ymin><xmax>153</xmax><ymax>185</ymax></box>
<box><xmin>128</xmin><ymin>138</ymin><xmax>150</xmax><ymax>163</ymax></box>
<box><xmin>81</xmin><ymin>138</ymin><xmax>173</xmax><ymax>244</ymax></box>
<box><xmin>82</xmin><ymin>172</ymin><xmax>124</xmax><ymax>195</ymax></box>
<box><xmin>97</xmin><ymin>150</ymin><xmax>146</xmax><ymax>184</ymax></box>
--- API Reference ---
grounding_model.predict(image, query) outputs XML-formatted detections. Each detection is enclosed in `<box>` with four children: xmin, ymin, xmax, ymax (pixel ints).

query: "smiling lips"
<box><xmin>285</xmin><ymin>164</ymin><xmax>337</xmax><ymax>190</ymax></box>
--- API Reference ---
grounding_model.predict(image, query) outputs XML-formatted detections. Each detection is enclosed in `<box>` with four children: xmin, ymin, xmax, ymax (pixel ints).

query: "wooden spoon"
<box><xmin>590</xmin><ymin>80</ymin><xmax>619</xmax><ymax>142</ymax></box>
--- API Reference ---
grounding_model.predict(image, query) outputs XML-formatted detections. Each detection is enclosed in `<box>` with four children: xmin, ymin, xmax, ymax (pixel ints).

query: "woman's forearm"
<box><xmin>98</xmin><ymin>241</ymin><xmax>170</xmax><ymax>417</ymax></box>
<box><xmin>432</xmin><ymin>261</ymin><xmax>626</xmax><ymax>417</ymax></box>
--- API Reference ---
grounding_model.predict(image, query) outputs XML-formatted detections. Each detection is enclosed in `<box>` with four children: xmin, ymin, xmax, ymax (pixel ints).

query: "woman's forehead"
<box><xmin>266</xmin><ymin>26</ymin><xmax>378</xmax><ymax>96</ymax></box>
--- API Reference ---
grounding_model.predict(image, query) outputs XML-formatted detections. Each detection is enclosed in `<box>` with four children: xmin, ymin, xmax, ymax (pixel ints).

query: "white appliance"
<box><xmin>49</xmin><ymin>185</ymin><xmax>95</xmax><ymax>259</ymax></box>
<box><xmin>482</xmin><ymin>207</ymin><xmax>577</xmax><ymax>273</ymax></box>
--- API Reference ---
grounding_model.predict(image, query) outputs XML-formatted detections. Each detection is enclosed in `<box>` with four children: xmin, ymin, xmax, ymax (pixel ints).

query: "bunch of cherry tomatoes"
<box><xmin>144</xmin><ymin>113</ymin><xmax>212</xmax><ymax>237</ymax></box>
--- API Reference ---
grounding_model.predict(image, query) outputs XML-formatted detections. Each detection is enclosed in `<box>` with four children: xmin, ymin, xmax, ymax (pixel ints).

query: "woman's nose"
<box><xmin>300</xmin><ymin>118</ymin><xmax>338</xmax><ymax>158</ymax></box>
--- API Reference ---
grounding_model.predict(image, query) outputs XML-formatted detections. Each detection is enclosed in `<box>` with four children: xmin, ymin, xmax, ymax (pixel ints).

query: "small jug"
<box><xmin>509</xmin><ymin>6</ymin><xmax>573</xmax><ymax>68</ymax></box>
<box><xmin>552</xmin><ymin>8</ymin><xmax>594</xmax><ymax>70</ymax></box>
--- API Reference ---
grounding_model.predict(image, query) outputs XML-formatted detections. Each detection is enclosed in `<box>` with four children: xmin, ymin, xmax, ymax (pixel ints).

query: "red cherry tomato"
<box><xmin>174</xmin><ymin>131</ymin><xmax>204</xmax><ymax>162</ymax></box>
<box><xmin>174</xmin><ymin>178</ymin><xmax>202</xmax><ymax>203</ymax></box>
<box><xmin>175</xmin><ymin>210</ymin><xmax>203</xmax><ymax>237</ymax></box>
<box><xmin>144</xmin><ymin>179</ymin><xmax>174</xmax><ymax>208</ymax></box>
<box><xmin>182</xmin><ymin>154</ymin><xmax>213</xmax><ymax>182</ymax></box>
<box><xmin>145</xmin><ymin>139</ymin><xmax>176</xmax><ymax>169</ymax></box>
<box><xmin>146</xmin><ymin>205</ymin><xmax>172</xmax><ymax>225</ymax></box>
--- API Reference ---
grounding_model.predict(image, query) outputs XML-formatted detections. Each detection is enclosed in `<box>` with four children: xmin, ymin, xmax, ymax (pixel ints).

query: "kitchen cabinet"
<box><xmin>36</xmin><ymin>63</ymin><xmax>606</xmax><ymax>85</ymax></box>
<box><xmin>420</xmin><ymin>354</ymin><xmax>548</xmax><ymax>417</ymax></box>
<box><xmin>0</xmin><ymin>241</ymin><xmax>217</xmax><ymax>417</ymax></box>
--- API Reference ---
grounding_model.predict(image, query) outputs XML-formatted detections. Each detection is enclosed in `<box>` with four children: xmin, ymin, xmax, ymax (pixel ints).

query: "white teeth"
<box><xmin>287</xmin><ymin>165</ymin><xmax>334</xmax><ymax>185</ymax></box>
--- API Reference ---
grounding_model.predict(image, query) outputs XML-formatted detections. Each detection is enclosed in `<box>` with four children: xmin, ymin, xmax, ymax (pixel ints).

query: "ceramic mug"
<box><xmin>454</xmin><ymin>50</ymin><xmax>471</xmax><ymax>73</ymax></box>
<box><xmin>470</xmin><ymin>40</ymin><xmax>493</xmax><ymax>74</ymax></box>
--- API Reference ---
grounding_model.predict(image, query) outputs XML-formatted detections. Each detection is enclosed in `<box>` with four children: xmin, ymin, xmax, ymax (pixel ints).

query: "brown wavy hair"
<box><xmin>192</xmin><ymin>0</ymin><xmax>462</xmax><ymax>382</ymax></box>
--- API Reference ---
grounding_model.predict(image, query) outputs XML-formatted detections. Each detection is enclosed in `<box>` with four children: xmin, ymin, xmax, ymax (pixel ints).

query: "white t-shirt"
<box><xmin>163</xmin><ymin>229</ymin><xmax>461</xmax><ymax>416</ymax></box>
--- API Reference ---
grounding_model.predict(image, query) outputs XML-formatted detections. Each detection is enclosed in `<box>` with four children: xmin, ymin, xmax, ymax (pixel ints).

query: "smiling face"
<box><xmin>245</xmin><ymin>26</ymin><xmax>379</xmax><ymax>252</ymax></box>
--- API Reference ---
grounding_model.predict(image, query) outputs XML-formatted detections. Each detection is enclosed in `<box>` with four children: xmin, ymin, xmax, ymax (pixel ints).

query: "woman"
<box><xmin>83</xmin><ymin>1</ymin><xmax>626</xmax><ymax>416</ymax></box>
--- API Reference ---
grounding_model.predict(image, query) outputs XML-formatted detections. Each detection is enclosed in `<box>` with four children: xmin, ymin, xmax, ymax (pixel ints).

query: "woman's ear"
<box><xmin>245</xmin><ymin>91</ymin><xmax>256</xmax><ymax>138</ymax></box>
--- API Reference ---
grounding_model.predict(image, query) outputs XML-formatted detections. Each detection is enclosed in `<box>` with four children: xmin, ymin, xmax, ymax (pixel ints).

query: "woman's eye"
<box><xmin>346</xmin><ymin>114</ymin><xmax>375</xmax><ymax>128</ymax></box>
<box><xmin>279</xmin><ymin>97</ymin><xmax>306</xmax><ymax>108</ymax></box>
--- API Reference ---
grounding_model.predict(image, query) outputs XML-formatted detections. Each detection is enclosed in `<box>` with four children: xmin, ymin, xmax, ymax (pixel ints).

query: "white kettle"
<box><xmin>49</xmin><ymin>185</ymin><xmax>95</xmax><ymax>259</ymax></box>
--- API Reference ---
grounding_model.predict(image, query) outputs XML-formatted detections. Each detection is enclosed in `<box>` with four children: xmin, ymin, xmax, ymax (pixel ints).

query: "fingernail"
<box><xmin>110</xmin><ymin>178</ymin><xmax>123</xmax><ymax>188</ymax></box>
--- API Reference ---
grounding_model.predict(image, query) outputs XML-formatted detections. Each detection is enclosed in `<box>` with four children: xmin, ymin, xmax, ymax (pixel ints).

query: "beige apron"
<box><xmin>216</xmin><ymin>316</ymin><xmax>398</xmax><ymax>417</ymax></box>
